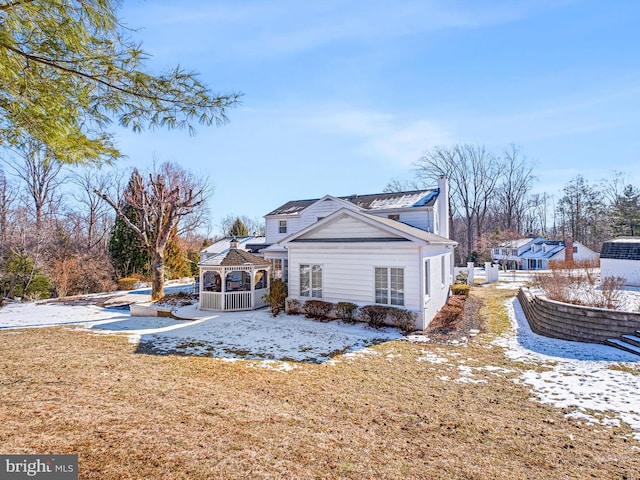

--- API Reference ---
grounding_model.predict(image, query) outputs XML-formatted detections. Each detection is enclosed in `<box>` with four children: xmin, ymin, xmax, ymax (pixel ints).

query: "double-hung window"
<box><xmin>300</xmin><ymin>264</ymin><xmax>322</xmax><ymax>298</ymax></box>
<box><xmin>279</xmin><ymin>220</ymin><xmax>287</xmax><ymax>234</ymax></box>
<box><xmin>375</xmin><ymin>267</ymin><xmax>404</xmax><ymax>306</ymax></box>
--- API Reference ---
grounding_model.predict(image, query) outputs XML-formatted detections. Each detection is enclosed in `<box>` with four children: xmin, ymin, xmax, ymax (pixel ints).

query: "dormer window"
<box><xmin>388</xmin><ymin>214</ymin><xmax>400</xmax><ymax>221</ymax></box>
<box><xmin>279</xmin><ymin>220</ymin><xmax>287</xmax><ymax>234</ymax></box>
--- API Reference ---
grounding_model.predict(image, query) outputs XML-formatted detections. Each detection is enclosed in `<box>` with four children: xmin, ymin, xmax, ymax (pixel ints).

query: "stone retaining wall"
<box><xmin>517</xmin><ymin>287</ymin><xmax>640</xmax><ymax>343</ymax></box>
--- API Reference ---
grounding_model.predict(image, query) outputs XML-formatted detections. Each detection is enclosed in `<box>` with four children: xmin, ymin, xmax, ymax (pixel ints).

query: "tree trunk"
<box><xmin>151</xmin><ymin>248</ymin><xmax>165</xmax><ymax>300</ymax></box>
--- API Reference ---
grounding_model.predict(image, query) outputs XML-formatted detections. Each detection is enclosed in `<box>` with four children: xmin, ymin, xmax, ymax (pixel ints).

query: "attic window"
<box><xmin>279</xmin><ymin>220</ymin><xmax>287</xmax><ymax>234</ymax></box>
<box><xmin>388</xmin><ymin>214</ymin><xmax>400</xmax><ymax>221</ymax></box>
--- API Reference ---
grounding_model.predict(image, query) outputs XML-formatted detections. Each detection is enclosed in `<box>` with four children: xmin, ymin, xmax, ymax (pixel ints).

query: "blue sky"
<box><xmin>114</xmin><ymin>0</ymin><xmax>640</xmax><ymax>233</ymax></box>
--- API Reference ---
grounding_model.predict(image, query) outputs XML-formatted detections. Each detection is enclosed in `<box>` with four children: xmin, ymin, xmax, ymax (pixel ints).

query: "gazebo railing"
<box><xmin>225</xmin><ymin>291</ymin><xmax>252</xmax><ymax>311</ymax></box>
<box><xmin>200</xmin><ymin>288</ymin><xmax>269</xmax><ymax>311</ymax></box>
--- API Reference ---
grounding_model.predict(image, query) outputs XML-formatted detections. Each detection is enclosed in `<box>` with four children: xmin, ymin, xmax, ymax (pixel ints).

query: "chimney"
<box><xmin>436</xmin><ymin>176</ymin><xmax>450</xmax><ymax>239</ymax></box>
<box><xmin>564</xmin><ymin>237</ymin><xmax>574</xmax><ymax>263</ymax></box>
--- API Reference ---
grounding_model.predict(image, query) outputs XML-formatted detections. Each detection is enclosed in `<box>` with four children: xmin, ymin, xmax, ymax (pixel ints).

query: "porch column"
<box><xmin>250</xmin><ymin>267</ymin><xmax>255</xmax><ymax>309</ymax></box>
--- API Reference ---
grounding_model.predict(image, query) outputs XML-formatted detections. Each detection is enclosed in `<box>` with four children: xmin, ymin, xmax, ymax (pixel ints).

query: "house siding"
<box><xmin>287</xmin><ymin>244</ymin><xmax>421</xmax><ymax>310</ymax></box>
<box><xmin>601</xmin><ymin>258</ymin><xmax>640</xmax><ymax>287</ymax></box>
<box><xmin>265</xmin><ymin>215</ymin><xmax>303</xmax><ymax>244</ymax></box>
<box><xmin>369</xmin><ymin>208</ymin><xmax>433</xmax><ymax>232</ymax></box>
<box><xmin>298</xmin><ymin>215</ymin><xmax>398</xmax><ymax>240</ymax></box>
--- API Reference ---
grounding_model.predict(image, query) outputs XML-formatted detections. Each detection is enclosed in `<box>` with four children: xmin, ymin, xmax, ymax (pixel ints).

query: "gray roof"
<box><xmin>265</xmin><ymin>189</ymin><xmax>439</xmax><ymax>216</ymax></box>
<box><xmin>601</xmin><ymin>237</ymin><xmax>640</xmax><ymax>260</ymax></box>
<box><xmin>199</xmin><ymin>248</ymin><xmax>271</xmax><ymax>267</ymax></box>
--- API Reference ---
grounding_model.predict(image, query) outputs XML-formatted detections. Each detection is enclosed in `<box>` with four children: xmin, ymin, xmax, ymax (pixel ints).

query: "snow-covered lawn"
<box><xmin>2</xmin><ymin>291</ymin><xmax>640</xmax><ymax>439</ymax></box>
<box><xmin>499</xmin><ymin>297</ymin><xmax>640</xmax><ymax>440</ymax></box>
<box><xmin>0</xmin><ymin>301</ymin><xmax>402</xmax><ymax>363</ymax></box>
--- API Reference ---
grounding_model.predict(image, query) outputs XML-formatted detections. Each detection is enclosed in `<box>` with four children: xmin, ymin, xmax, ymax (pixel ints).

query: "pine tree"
<box><xmin>108</xmin><ymin>203</ymin><xmax>150</xmax><ymax>278</ymax></box>
<box><xmin>0</xmin><ymin>1</ymin><xmax>239</xmax><ymax>163</ymax></box>
<box><xmin>611</xmin><ymin>184</ymin><xmax>640</xmax><ymax>237</ymax></box>
<box><xmin>229</xmin><ymin>218</ymin><xmax>249</xmax><ymax>237</ymax></box>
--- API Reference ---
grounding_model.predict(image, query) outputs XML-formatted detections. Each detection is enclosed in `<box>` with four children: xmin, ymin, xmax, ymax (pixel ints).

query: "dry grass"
<box><xmin>1</xmin><ymin>286</ymin><xmax>639</xmax><ymax>479</ymax></box>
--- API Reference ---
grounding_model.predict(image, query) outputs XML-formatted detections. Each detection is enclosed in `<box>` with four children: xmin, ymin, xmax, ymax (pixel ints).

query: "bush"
<box><xmin>263</xmin><ymin>278</ymin><xmax>288</xmax><ymax>317</ymax></box>
<box><xmin>286</xmin><ymin>299</ymin><xmax>302</xmax><ymax>315</ymax></box>
<box><xmin>450</xmin><ymin>284</ymin><xmax>470</xmax><ymax>296</ymax></box>
<box><xmin>429</xmin><ymin>304</ymin><xmax>462</xmax><ymax>332</ymax></box>
<box><xmin>359</xmin><ymin>305</ymin><xmax>389</xmax><ymax>329</ymax></box>
<box><xmin>117</xmin><ymin>277</ymin><xmax>139</xmax><ymax>291</ymax></box>
<box><xmin>303</xmin><ymin>300</ymin><xmax>334</xmax><ymax>320</ymax></box>
<box><xmin>335</xmin><ymin>302</ymin><xmax>358</xmax><ymax>323</ymax></box>
<box><xmin>387</xmin><ymin>307</ymin><xmax>417</xmax><ymax>333</ymax></box>
<box><xmin>447</xmin><ymin>294</ymin><xmax>467</xmax><ymax>309</ymax></box>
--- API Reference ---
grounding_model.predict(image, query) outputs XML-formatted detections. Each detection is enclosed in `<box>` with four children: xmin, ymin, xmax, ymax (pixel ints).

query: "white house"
<box><xmin>600</xmin><ymin>237</ymin><xmax>640</xmax><ymax>287</ymax></box>
<box><xmin>259</xmin><ymin>177</ymin><xmax>456</xmax><ymax>330</ymax></box>
<box><xmin>491</xmin><ymin>237</ymin><xmax>599</xmax><ymax>270</ymax></box>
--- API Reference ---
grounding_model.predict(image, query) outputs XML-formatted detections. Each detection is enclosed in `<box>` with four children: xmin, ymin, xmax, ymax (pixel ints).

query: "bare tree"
<box><xmin>96</xmin><ymin>162</ymin><xmax>211</xmax><ymax>300</ymax></box>
<box><xmin>72</xmin><ymin>166</ymin><xmax>114</xmax><ymax>251</ymax></box>
<box><xmin>414</xmin><ymin>144</ymin><xmax>502</xmax><ymax>261</ymax></box>
<box><xmin>494</xmin><ymin>145</ymin><xmax>536</xmax><ymax>233</ymax></box>
<box><xmin>2</xmin><ymin>141</ymin><xmax>66</xmax><ymax>236</ymax></box>
<box><xmin>0</xmin><ymin>169</ymin><xmax>18</xmax><ymax>257</ymax></box>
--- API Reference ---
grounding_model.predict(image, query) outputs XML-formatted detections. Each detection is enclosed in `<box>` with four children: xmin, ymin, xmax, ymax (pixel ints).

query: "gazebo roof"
<box><xmin>200</xmin><ymin>248</ymin><xmax>271</xmax><ymax>267</ymax></box>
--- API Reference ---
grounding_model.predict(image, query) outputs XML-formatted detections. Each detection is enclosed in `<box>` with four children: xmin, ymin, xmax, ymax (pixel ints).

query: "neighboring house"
<box><xmin>600</xmin><ymin>237</ymin><xmax>640</xmax><ymax>287</ymax></box>
<box><xmin>258</xmin><ymin>177</ymin><xmax>456</xmax><ymax>330</ymax></box>
<box><xmin>491</xmin><ymin>237</ymin><xmax>599</xmax><ymax>270</ymax></box>
<box><xmin>199</xmin><ymin>235</ymin><xmax>266</xmax><ymax>262</ymax></box>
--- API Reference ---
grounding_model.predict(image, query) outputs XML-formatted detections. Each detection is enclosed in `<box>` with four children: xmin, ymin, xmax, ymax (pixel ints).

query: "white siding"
<box><xmin>420</xmin><ymin>246</ymin><xmax>454</xmax><ymax>329</ymax></box>
<box><xmin>298</xmin><ymin>214</ymin><xmax>399</xmax><ymax>240</ymax></box>
<box><xmin>300</xmin><ymin>198</ymin><xmax>351</xmax><ymax>229</ymax></box>
<box><xmin>265</xmin><ymin>216</ymin><xmax>304</xmax><ymax>244</ymax></box>
<box><xmin>288</xmin><ymin>244</ymin><xmax>421</xmax><ymax>310</ymax></box>
<box><xmin>370</xmin><ymin>208</ymin><xmax>434</xmax><ymax>232</ymax></box>
<box><xmin>601</xmin><ymin>258</ymin><xmax>640</xmax><ymax>287</ymax></box>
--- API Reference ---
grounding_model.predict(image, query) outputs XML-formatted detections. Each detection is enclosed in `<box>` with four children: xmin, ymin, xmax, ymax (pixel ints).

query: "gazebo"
<box><xmin>198</xmin><ymin>239</ymin><xmax>272</xmax><ymax>311</ymax></box>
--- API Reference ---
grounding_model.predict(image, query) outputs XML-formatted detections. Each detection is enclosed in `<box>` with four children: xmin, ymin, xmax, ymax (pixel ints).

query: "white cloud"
<box><xmin>305</xmin><ymin>106</ymin><xmax>452</xmax><ymax>166</ymax></box>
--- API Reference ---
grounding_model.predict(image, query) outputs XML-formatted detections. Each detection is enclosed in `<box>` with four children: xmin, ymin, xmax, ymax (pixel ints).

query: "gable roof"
<box><xmin>601</xmin><ymin>237</ymin><xmax>640</xmax><ymax>260</ymax></box>
<box><xmin>274</xmin><ymin>207</ymin><xmax>456</xmax><ymax>247</ymax></box>
<box><xmin>265</xmin><ymin>189</ymin><xmax>439</xmax><ymax>216</ymax></box>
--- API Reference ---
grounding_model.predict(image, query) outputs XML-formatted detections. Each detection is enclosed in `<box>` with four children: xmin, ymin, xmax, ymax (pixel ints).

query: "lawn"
<box><xmin>1</xmin><ymin>285</ymin><xmax>639</xmax><ymax>479</ymax></box>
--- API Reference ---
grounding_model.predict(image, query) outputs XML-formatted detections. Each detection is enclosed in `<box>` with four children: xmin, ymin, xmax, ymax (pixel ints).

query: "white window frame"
<box><xmin>440</xmin><ymin>255</ymin><xmax>446</xmax><ymax>287</ymax></box>
<box><xmin>300</xmin><ymin>264</ymin><xmax>322</xmax><ymax>298</ymax></box>
<box><xmin>424</xmin><ymin>259</ymin><xmax>431</xmax><ymax>298</ymax></box>
<box><xmin>375</xmin><ymin>267</ymin><xmax>404</xmax><ymax>306</ymax></box>
<box><xmin>279</xmin><ymin>220</ymin><xmax>287</xmax><ymax>234</ymax></box>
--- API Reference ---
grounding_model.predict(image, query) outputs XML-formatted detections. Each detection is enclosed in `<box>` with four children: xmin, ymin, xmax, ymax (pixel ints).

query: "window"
<box><xmin>424</xmin><ymin>260</ymin><xmax>431</xmax><ymax>297</ymax></box>
<box><xmin>388</xmin><ymin>214</ymin><xmax>400</xmax><ymax>221</ymax></box>
<box><xmin>375</xmin><ymin>267</ymin><xmax>404</xmax><ymax>306</ymax></box>
<box><xmin>300</xmin><ymin>264</ymin><xmax>322</xmax><ymax>298</ymax></box>
<box><xmin>440</xmin><ymin>255</ymin><xmax>446</xmax><ymax>285</ymax></box>
<box><xmin>273</xmin><ymin>259</ymin><xmax>288</xmax><ymax>283</ymax></box>
<box><xmin>279</xmin><ymin>220</ymin><xmax>287</xmax><ymax>234</ymax></box>
<box><xmin>574</xmin><ymin>246</ymin><xmax>578</xmax><ymax>253</ymax></box>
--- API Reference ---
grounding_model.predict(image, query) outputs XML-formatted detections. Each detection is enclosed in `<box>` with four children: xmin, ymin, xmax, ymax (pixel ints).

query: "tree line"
<box><xmin>388</xmin><ymin>144</ymin><xmax>640</xmax><ymax>265</ymax></box>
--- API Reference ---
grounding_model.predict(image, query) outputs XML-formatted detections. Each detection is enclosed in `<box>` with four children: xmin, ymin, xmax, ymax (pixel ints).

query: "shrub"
<box><xmin>335</xmin><ymin>302</ymin><xmax>358</xmax><ymax>323</ymax></box>
<box><xmin>455</xmin><ymin>270</ymin><xmax>468</xmax><ymax>284</ymax></box>
<box><xmin>450</xmin><ymin>284</ymin><xmax>470</xmax><ymax>296</ymax></box>
<box><xmin>303</xmin><ymin>300</ymin><xmax>334</xmax><ymax>320</ymax></box>
<box><xmin>263</xmin><ymin>278</ymin><xmax>288</xmax><ymax>317</ymax></box>
<box><xmin>359</xmin><ymin>305</ymin><xmax>389</xmax><ymax>329</ymax></box>
<box><xmin>286</xmin><ymin>299</ymin><xmax>302</xmax><ymax>315</ymax></box>
<box><xmin>387</xmin><ymin>307</ymin><xmax>416</xmax><ymax>333</ymax></box>
<box><xmin>447</xmin><ymin>294</ymin><xmax>467</xmax><ymax>309</ymax></box>
<box><xmin>117</xmin><ymin>277</ymin><xmax>139</xmax><ymax>291</ymax></box>
<box><xmin>428</xmin><ymin>304</ymin><xmax>462</xmax><ymax>332</ymax></box>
